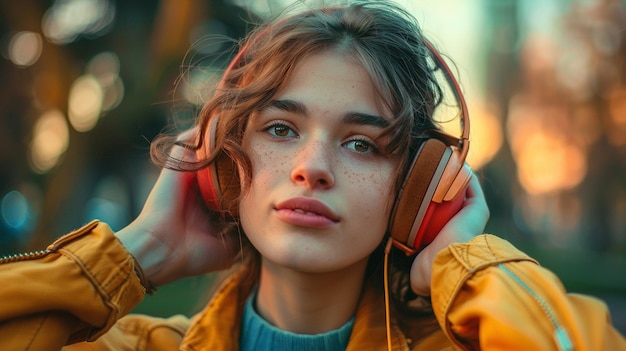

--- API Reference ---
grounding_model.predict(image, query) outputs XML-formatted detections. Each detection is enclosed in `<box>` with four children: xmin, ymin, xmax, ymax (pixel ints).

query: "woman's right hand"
<box><xmin>410</xmin><ymin>172</ymin><xmax>490</xmax><ymax>296</ymax></box>
<box><xmin>115</xmin><ymin>129</ymin><xmax>236</xmax><ymax>286</ymax></box>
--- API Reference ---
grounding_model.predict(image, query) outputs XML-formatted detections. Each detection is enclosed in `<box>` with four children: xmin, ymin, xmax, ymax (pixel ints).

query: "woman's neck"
<box><xmin>255</xmin><ymin>256</ymin><xmax>369</xmax><ymax>334</ymax></box>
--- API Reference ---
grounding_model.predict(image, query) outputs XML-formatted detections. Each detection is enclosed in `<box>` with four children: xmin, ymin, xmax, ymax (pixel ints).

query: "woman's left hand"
<box><xmin>410</xmin><ymin>172</ymin><xmax>490</xmax><ymax>296</ymax></box>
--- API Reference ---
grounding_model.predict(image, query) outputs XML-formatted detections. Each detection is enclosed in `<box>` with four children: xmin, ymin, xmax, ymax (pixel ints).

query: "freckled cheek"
<box><xmin>247</xmin><ymin>142</ymin><xmax>287</xmax><ymax>186</ymax></box>
<box><xmin>347</xmin><ymin>165</ymin><xmax>392</xmax><ymax>190</ymax></box>
<box><xmin>344</xmin><ymin>167</ymin><xmax>395</xmax><ymax>211</ymax></box>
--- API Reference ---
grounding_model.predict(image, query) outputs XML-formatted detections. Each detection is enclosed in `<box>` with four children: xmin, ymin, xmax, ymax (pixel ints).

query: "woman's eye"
<box><xmin>264</xmin><ymin>122</ymin><xmax>297</xmax><ymax>138</ymax></box>
<box><xmin>344</xmin><ymin>139</ymin><xmax>378</xmax><ymax>154</ymax></box>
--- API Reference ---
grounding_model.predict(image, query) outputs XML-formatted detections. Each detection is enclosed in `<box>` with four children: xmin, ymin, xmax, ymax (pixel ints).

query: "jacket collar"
<box><xmin>180</xmin><ymin>267</ymin><xmax>410</xmax><ymax>351</ymax></box>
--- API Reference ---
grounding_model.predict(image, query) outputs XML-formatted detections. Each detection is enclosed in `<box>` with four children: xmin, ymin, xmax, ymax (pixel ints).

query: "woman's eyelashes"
<box><xmin>260</xmin><ymin>120</ymin><xmax>382</xmax><ymax>156</ymax></box>
<box><xmin>343</xmin><ymin>137</ymin><xmax>379</xmax><ymax>155</ymax></box>
<box><xmin>262</xmin><ymin>120</ymin><xmax>298</xmax><ymax>138</ymax></box>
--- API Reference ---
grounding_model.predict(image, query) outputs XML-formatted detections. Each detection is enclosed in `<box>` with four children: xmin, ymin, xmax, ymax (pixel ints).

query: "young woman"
<box><xmin>1</xmin><ymin>1</ymin><xmax>624</xmax><ymax>350</ymax></box>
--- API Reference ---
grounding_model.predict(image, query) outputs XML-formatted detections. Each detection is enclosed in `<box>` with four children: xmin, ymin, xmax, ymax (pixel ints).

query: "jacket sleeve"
<box><xmin>430</xmin><ymin>234</ymin><xmax>626</xmax><ymax>351</ymax></box>
<box><xmin>0</xmin><ymin>220</ymin><xmax>146</xmax><ymax>350</ymax></box>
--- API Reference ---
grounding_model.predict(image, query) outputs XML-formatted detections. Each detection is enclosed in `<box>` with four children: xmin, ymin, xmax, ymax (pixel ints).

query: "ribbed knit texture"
<box><xmin>239</xmin><ymin>291</ymin><xmax>354</xmax><ymax>351</ymax></box>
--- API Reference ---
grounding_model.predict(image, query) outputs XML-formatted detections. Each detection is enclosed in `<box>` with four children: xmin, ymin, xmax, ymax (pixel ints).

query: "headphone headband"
<box><xmin>422</xmin><ymin>39</ymin><xmax>470</xmax><ymax>143</ymax></box>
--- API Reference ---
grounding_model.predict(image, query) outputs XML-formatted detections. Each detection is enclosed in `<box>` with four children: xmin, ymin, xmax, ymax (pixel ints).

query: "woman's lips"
<box><xmin>274</xmin><ymin>197</ymin><xmax>340</xmax><ymax>228</ymax></box>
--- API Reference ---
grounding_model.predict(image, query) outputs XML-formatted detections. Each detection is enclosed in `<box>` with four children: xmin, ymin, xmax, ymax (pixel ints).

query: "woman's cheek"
<box><xmin>350</xmin><ymin>166</ymin><xmax>394</xmax><ymax>211</ymax></box>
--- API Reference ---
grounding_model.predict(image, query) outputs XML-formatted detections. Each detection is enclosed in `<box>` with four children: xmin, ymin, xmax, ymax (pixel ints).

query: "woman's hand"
<box><xmin>116</xmin><ymin>129</ymin><xmax>236</xmax><ymax>286</ymax></box>
<box><xmin>410</xmin><ymin>172</ymin><xmax>489</xmax><ymax>296</ymax></box>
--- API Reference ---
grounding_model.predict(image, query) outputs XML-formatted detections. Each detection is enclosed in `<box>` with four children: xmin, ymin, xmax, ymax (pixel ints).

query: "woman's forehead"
<box><xmin>271</xmin><ymin>51</ymin><xmax>392</xmax><ymax>120</ymax></box>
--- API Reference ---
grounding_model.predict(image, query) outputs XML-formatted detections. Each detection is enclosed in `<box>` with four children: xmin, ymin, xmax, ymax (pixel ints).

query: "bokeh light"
<box><xmin>8</xmin><ymin>31</ymin><xmax>43</xmax><ymax>67</ymax></box>
<box><xmin>181</xmin><ymin>66</ymin><xmax>221</xmax><ymax>106</ymax></box>
<box><xmin>1</xmin><ymin>191</ymin><xmax>29</xmax><ymax>230</ymax></box>
<box><xmin>86</xmin><ymin>52</ymin><xmax>124</xmax><ymax>112</ymax></box>
<box><xmin>466</xmin><ymin>104</ymin><xmax>503</xmax><ymax>170</ymax></box>
<box><xmin>516</xmin><ymin>131</ymin><xmax>587</xmax><ymax>195</ymax></box>
<box><xmin>41</xmin><ymin>0</ymin><xmax>115</xmax><ymax>44</ymax></box>
<box><xmin>68</xmin><ymin>75</ymin><xmax>104</xmax><ymax>132</ymax></box>
<box><xmin>30</xmin><ymin>109</ymin><xmax>70</xmax><ymax>173</ymax></box>
<box><xmin>83</xmin><ymin>175</ymin><xmax>129</xmax><ymax>231</ymax></box>
<box><xmin>507</xmin><ymin>97</ymin><xmax>588</xmax><ymax>195</ymax></box>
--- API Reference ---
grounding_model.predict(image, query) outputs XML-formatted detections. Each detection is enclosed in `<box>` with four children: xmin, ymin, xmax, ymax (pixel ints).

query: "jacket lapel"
<box><xmin>180</xmin><ymin>268</ymin><xmax>254</xmax><ymax>351</ymax></box>
<box><xmin>180</xmin><ymin>269</ymin><xmax>411</xmax><ymax>350</ymax></box>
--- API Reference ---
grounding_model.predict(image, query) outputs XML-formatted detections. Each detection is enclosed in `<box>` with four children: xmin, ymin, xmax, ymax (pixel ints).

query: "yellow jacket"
<box><xmin>0</xmin><ymin>220</ymin><xmax>624</xmax><ymax>350</ymax></box>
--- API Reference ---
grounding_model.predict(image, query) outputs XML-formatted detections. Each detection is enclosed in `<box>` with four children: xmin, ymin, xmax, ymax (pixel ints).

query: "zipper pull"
<box><xmin>555</xmin><ymin>326</ymin><xmax>573</xmax><ymax>351</ymax></box>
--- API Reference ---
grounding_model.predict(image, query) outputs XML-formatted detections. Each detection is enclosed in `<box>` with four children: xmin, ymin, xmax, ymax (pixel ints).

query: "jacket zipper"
<box><xmin>0</xmin><ymin>220</ymin><xmax>100</xmax><ymax>265</ymax></box>
<box><xmin>0</xmin><ymin>249</ymin><xmax>52</xmax><ymax>264</ymax></box>
<box><xmin>498</xmin><ymin>263</ymin><xmax>574</xmax><ymax>351</ymax></box>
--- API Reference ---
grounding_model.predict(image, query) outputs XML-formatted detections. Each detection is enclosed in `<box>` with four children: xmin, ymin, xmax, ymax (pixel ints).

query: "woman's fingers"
<box><xmin>410</xmin><ymin>172</ymin><xmax>490</xmax><ymax>295</ymax></box>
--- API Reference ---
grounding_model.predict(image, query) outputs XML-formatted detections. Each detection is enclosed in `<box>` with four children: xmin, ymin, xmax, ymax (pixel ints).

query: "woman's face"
<box><xmin>239</xmin><ymin>51</ymin><xmax>397</xmax><ymax>273</ymax></box>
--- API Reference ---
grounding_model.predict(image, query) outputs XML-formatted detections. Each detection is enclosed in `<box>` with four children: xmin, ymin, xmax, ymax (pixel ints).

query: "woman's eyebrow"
<box><xmin>342</xmin><ymin>111</ymin><xmax>390</xmax><ymax>128</ymax></box>
<box><xmin>267</xmin><ymin>99</ymin><xmax>306</xmax><ymax>114</ymax></box>
<box><xmin>265</xmin><ymin>99</ymin><xmax>390</xmax><ymax>128</ymax></box>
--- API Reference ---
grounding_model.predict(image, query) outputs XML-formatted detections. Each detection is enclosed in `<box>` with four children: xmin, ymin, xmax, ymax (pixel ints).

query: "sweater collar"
<box><xmin>239</xmin><ymin>288</ymin><xmax>354</xmax><ymax>351</ymax></box>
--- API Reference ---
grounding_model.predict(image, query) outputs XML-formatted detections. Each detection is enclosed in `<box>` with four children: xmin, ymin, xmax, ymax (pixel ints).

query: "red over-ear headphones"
<box><xmin>387</xmin><ymin>40</ymin><xmax>471</xmax><ymax>255</ymax></box>
<box><xmin>196</xmin><ymin>8</ymin><xmax>471</xmax><ymax>256</ymax></box>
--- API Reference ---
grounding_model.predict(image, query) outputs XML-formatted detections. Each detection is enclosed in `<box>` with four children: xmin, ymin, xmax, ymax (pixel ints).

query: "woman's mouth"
<box><xmin>274</xmin><ymin>197</ymin><xmax>340</xmax><ymax>228</ymax></box>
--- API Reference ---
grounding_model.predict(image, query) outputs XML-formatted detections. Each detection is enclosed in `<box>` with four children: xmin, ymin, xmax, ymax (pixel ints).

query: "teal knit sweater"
<box><xmin>239</xmin><ymin>291</ymin><xmax>355</xmax><ymax>351</ymax></box>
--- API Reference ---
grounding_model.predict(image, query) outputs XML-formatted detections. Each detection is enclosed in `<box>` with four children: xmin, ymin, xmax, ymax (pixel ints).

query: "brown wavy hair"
<box><xmin>152</xmin><ymin>0</ymin><xmax>446</xmax><ymax>327</ymax></box>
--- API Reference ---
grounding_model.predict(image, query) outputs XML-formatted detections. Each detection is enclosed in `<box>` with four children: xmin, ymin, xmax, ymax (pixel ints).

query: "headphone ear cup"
<box><xmin>197</xmin><ymin>162</ymin><xmax>220</xmax><ymax>211</ymax></box>
<box><xmin>215</xmin><ymin>152</ymin><xmax>240</xmax><ymax>216</ymax></box>
<box><xmin>390</xmin><ymin>138</ymin><xmax>472</xmax><ymax>252</ymax></box>
<box><xmin>410</xmin><ymin>178</ymin><xmax>467</xmax><ymax>250</ymax></box>
<box><xmin>197</xmin><ymin>117</ymin><xmax>240</xmax><ymax>216</ymax></box>
<box><xmin>389</xmin><ymin>138</ymin><xmax>450</xmax><ymax>248</ymax></box>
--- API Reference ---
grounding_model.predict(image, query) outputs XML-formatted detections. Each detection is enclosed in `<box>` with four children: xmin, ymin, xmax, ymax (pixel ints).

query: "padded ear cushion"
<box><xmin>389</xmin><ymin>138</ymin><xmax>451</xmax><ymax>246</ymax></box>
<box><xmin>197</xmin><ymin>117</ymin><xmax>240</xmax><ymax>217</ymax></box>
<box><xmin>215</xmin><ymin>152</ymin><xmax>240</xmax><ymax>216</ymax></box>
<box><xmin>410</xmin><ymin>184</ymin><xmax>466</xmax><ymax>250</ymax></box>
<box><xmin>197</xmin><ymin>162</ymin><xmax>220</xmax><ymax>211</ymax></box>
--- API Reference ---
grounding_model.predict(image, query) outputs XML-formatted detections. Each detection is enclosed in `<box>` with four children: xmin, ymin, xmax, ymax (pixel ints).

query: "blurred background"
<box><xmin>1</xmin><ymin>0</ymin><xmax>625</xmax><ymax>333</ymax></box>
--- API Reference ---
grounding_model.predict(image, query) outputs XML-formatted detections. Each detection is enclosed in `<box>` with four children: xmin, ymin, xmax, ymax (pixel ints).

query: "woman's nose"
<box><xmin>290</xmin><ymin>139</ymin><xmax>335</xmax><ymax>189</ymax></box>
